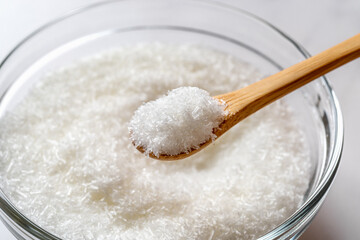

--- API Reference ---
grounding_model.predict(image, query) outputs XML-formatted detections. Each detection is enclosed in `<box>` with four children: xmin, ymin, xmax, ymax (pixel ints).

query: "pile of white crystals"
<box><xmin>129</xmin><ymin>86</ymin><xmax>226</xmax><ymax>157</ymax></box>
<box><xmin>0</xmin><ymin>44</ymin><xmax>312</xmax><ymax>240</ymax></box>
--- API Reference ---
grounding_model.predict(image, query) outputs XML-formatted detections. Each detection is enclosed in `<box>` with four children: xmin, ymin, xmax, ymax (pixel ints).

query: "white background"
<box><xmin>0</xmin><ymin>0</ymin><xmax>359</xmax><ymax>239</ymax></box>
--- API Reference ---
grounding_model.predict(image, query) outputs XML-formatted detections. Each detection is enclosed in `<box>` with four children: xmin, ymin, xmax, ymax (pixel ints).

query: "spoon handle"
<box><xmin>216</xmin><ymin>33</ymin><xmax>360</xmax><ymax>126</ymax></box>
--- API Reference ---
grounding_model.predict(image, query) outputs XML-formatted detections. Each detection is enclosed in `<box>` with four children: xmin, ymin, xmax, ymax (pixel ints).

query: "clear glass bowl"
<box><xmin>0</xmin><ymin>0</ymin><xmax>343</xmax><ymax>239</ymax></box>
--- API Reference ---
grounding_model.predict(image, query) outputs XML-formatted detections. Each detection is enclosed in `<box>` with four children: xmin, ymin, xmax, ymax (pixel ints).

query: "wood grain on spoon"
<box><xmin>140</xmin><ymin>33</ymin><xmax>360</xmax><ymax>161</ymax></box>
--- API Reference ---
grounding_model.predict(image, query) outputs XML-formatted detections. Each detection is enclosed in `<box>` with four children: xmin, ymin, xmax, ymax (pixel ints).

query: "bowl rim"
<box><xmin>0</xmin><ymin>0</ymin><xmax>343</xmax><ymax>239</ymax></box>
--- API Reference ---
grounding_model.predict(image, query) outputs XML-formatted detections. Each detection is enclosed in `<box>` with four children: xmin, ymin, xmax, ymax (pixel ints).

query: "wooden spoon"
<box><xmin>138</xmin><ymin>33</ymin><xmax>360</xmax><ymax>160</ymax></box>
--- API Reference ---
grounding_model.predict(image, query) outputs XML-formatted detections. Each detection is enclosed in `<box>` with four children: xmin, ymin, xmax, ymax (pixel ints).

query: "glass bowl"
<box><xmin>0</xmin><ymin>0</ymin><xmax>343</xmax><ymax>239</ymax></box>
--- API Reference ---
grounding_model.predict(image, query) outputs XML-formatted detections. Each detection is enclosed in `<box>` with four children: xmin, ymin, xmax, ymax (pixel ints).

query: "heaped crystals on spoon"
<box><xmin>128</xmin><ymin>86</ymin><xmax>227</xmax><ymax>157</ymax></box>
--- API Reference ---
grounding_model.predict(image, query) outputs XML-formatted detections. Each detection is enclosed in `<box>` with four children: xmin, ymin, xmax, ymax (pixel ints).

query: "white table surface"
<box><xmin>0</xmin><ymin>0</ymin><xmax>359</xmax><ymax>239</ymax></box>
